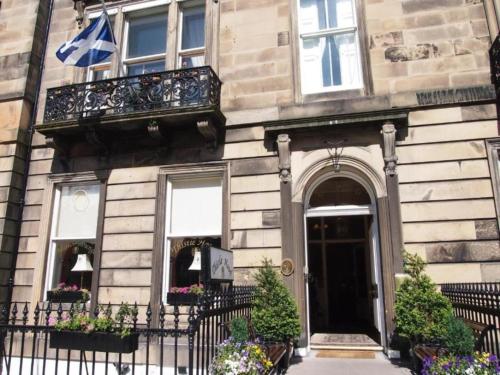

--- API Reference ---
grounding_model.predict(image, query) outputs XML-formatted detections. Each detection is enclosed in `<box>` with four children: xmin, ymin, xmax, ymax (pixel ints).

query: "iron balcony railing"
<box><xmin>43</xmin><ymin>66</ymin><xmax>222</xmax><ymax>125</ymax></box>
<box><xmin>490</xmin><ymin>34</ymin><xmax>500</xmax><ymax>92</ymax></box>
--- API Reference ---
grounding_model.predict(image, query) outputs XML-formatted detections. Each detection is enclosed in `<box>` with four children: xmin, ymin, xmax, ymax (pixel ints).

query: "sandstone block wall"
<box><xmin>11</xmin><ymin>125</ymin><xmax>282</xmax><ymax>307</ymax></box>
<box><xmin>400</xmin><ymin>104</ymin><xmax>500</xmax><ymax>283</ymax></box>
<box><xmin>0</xmin><ymin>0</ymin><xmax>48</xmax><ymax>304</ymax></box>
<box><xmin>367</xmin><ymin>0</ymin><xmax>491</xmax><ymax>95</ymax></box>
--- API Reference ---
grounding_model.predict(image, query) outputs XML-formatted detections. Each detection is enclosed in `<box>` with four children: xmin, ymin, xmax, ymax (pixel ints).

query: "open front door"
<box><xmin>369</xmin><ymin>216</ymin><xmax>384</xmax><ymax>336</ymax></box>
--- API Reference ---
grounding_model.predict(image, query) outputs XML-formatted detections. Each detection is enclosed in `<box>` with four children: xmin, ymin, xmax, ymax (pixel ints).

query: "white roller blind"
<box><xmin>56</xmin><ymin>184</ymin><xmax>100</xmax><ymax>238</ymax></box>
<box><xmin>169</xmin><ymin>177</ymin><xmax>222</xmax><ymax>236</ymax></box>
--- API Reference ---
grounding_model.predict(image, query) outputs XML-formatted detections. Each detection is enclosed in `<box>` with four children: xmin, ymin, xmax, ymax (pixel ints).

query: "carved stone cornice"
<box><xmin>277</xmin><ymin>134</ymin><xmax>291</xmax><ymax>183</ymax></box>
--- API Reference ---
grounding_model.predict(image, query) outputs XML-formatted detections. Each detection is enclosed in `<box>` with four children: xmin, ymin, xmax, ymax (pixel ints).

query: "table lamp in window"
<box><xmin>71</xmin><ymin>254</ymin><xmax>93</xmax><ymax>290</ymax></box>
<box><xmin>188</xmin><ymin>247</ymin><xmax>202</xmax><ymax>271</ymax></box>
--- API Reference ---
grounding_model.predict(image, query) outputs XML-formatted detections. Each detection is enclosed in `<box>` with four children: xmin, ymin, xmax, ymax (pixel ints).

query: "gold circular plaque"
<box><xmin>281</xmin><ymin>258</ymin><xmax>294</xmax><ymax>276</ymax></box>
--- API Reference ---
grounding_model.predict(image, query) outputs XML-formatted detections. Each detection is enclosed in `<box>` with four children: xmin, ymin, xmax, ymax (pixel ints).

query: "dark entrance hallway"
<box><xmin>305</xmin><ymin>177</ymin><xmax>382</xmax><ymax>344</ymax></box>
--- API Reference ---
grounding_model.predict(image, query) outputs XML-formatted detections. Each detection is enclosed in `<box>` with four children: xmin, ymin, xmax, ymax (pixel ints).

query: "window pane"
<box><xmin>301</xmin><ymin>33</ymin><xmax>361</xmax><ymax>92</ymax></box>
<box><xmin>168</xmin><ymin>237</ymin><xmax>220</xmax><ymax>288</ymax></box>
<box><xmin>299</xmin><ymin>0</ymin><xmax>355</xmax><ymax>32</ymax></box>
<box><xmin>50</xmin><ymin>240</ymin><xmax>95</xmax><ymax>290</ymax></box>
<box><xmin>181</xmin><ymin>6</ymin><xmax>205</xmax><ymax>50</ymax></box>
<box><xmin>127</xmin><ymin>60</ymin><xmax>165</xmax><ymax>76</ymax></box>
<box><xmin>127</xmin><ymin>14</ymin><xmax>167</xmax><ymax>58</ymax></box>
<box><xmin>56</xmin><ymin>184</ymin><xmax>100</xmax><ymax>238</ymax></box>
<box><xmin>91</xmin><ymin>67</ymin><xmax>111</xmax><ymax>81</ymax></box>
<box><xmin>169</xmin><ymin>177</ymin><xmax>222</xmax><ymax>236</ymax></box>
<box><xmin>180</xmin><ymin>53</ymin><xmax>205</xmax><ymax>68</ymax></box>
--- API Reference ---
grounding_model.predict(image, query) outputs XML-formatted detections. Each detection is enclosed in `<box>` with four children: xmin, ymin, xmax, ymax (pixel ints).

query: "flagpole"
<box><xmin>98</xmin><ymin>0</ymin><xmax>125</xmax><ymax>76</ymax></box>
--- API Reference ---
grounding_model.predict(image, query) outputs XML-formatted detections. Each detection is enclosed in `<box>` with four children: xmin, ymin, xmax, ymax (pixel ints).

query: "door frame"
<box><xmin>303</xmin><ymin>171</ymin><xmax>386</xmax><ymax>349</ymax></box>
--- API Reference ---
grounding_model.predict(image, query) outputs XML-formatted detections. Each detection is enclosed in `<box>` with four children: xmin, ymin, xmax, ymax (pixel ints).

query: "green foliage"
<box><xmin>231</xmin><ymin>317</ymin><xmax>249</xmax><ymax>343</ymax></box>
<box><xmin>55</xmin><ymin>303</ymin><xmax>138</xmax><ymax>338</ymax></box>
<box><xmin>443</xmin><ymin>317</ymin><xmax>475</xmax><ymax>355</ymax></box>
<box><xmin>252</xmin><ymin>259</ymin><xmax>301</xmax><ymax>342</ymax></box>
<box><xmin>395</xmin><ymin>252</ymin><xmax>453</xmax><ymax>344</ymax></box>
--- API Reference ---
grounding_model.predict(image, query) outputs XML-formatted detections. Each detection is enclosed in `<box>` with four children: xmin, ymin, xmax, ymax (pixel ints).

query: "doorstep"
<box><xmin>310</xmin><ymin>333</ymin><xmax>384</xmax><ymax>352</ymax></box>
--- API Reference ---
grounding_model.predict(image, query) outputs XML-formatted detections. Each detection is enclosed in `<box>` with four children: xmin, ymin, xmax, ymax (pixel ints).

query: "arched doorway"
<box><xmin>304</xmin><ymin>173</ymin><xmax>385</xmax><ymax>345</ymax></box>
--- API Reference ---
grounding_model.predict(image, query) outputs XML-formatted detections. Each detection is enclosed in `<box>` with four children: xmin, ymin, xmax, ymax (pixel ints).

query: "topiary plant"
<box><xmin>395</xmin><ymin>252</ymin><xmax>453</xmax><ymax>345</ymax></box>
<box><xmin>443</xmin><ymin>316</ymin><xmax>475</xmax><ymax>355</ymax></box>
<box><xmin>251</xmin><ymin>259</ymin><xmax>301</xmax><ymax>343</ymax></box>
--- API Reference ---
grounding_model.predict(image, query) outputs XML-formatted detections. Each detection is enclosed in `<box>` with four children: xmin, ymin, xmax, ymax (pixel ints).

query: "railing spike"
<box><xmin>57</xmin><ymin>302</ymin><xmax>63</xmax><ymax>321</ymax></box>
<box><xmin>34</xmin><ymin>303</ymin><xmax>41</xmax><ymax>325</ymax></box>
<box><xmin>11</xmin><ymin>302</ymin><xmax>18</xmax><ymax>324</ymax></box>
<box><xmin>22</xmin><ymin>303</ymin><xmax>29</xmax><ymax>325</ymax></box>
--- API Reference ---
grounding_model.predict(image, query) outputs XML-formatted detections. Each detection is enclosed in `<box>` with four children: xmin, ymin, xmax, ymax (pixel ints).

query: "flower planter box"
<box><xmin>166</xmin><ymin>292</ymin><xmax>200</xmax><ymax>306</ymax></box>
<box><xmin>50</xmin><ymin>331</ymin><xmax>139</xmax><ymax>353</ymax></box>
<box><xmin>47</xmin><ymin>291</ymin><xmax>88</xmax><ymax>303</ymax></box>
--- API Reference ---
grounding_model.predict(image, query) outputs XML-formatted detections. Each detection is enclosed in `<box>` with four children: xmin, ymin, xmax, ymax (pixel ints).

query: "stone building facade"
<box><xmin>0</xmin><ymin>0</ymin><xmax>49</xmax><ymax>305</ymax></box>
<box><xmin>2</xmin><ymin>0</ymin><xmax>500</xmax><ymax>351</ymax></box>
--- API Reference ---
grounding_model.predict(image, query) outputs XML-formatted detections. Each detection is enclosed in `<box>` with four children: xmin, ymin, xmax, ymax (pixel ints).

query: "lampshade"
<box><xmin>71</xmin><ymin>254</ymin><xmax>93</xmax><ymax>273</ymax></box>
<box><xmin>188</xmin><ymin>249</ymin><xmax>202</xmax><ymax>271</ymax></box>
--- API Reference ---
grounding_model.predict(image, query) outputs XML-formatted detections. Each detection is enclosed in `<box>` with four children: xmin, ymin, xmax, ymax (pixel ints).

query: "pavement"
<box><xmin>287</xmin><ymin>351</ymin><xmax>414</xmax><ymax>375</ymax></box>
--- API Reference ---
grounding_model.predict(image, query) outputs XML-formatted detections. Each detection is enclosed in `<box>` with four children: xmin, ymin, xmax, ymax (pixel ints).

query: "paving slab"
<box><xmin>287</xmin><ymin>352</ymin><xmax>413</xmax><ymax>375</ymax></box>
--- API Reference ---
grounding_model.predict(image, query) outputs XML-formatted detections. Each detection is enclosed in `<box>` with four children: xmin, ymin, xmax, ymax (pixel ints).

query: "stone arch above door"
<box><xmin>291</xmin><ymin>146</ymin><xmax>388</xmax><ymax>204</ymax></box>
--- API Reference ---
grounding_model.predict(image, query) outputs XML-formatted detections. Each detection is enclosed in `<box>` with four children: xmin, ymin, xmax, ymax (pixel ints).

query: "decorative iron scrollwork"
<box><xmin>43</xmin><ymin>66</ymin><xmax>222</xmax><ymax>124</ymax></box>
<box><xmin>490</xmin><ymin>34</ymin><xmax>500</xmax><ymax>91</ymax></box>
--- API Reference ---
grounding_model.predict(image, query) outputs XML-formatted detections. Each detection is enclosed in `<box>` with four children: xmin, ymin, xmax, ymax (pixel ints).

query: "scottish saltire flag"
<box><xmin>56</xmin><ymin>12</ymin><xmax>115</xmax><ymax>67</ymax></box>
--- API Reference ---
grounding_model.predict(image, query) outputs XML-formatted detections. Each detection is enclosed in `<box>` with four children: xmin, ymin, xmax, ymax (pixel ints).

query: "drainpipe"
<box><xmin>6</xmin><ymin>0</ymin><xmax>55</xmax><ymax>310</ymax></box>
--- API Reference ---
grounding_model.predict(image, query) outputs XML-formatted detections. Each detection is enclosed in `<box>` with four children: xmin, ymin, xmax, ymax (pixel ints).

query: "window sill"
<box><xmin>300</xmin><ymin>88</ymin><xmax>367</xmax><ymax>105</ymax></box>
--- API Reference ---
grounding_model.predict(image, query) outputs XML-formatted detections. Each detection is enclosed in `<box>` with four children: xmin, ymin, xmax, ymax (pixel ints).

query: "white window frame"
<box><xmin>177</xmin><ymin>2</ymin><xmax>206</xmax><ymax>68</ymax></box>
<box><xmin>297</xmin><ymin>0</ymin><xmax>364</xmax><ymax>94</ymax></box>
<box><xmin>162</xmin><ymin>173</ymin><xmax>223</xmax><ymax>302</ymax></box>
<box><xmin>44</xmin><ymin>182</ymin><xmax>101</xmax><ymax>298</ymax></box>
<box><xmin>122</xmin><ymin>10</ymin><xmax>168</xmax><ymax>76</ymax></box>
<box><xmin>487</xmin><ymin>138</ymin><xmax>500</xmax><ymax>226</ymax></box>
<box><xmin>86</xmin><ymin>12</ymin><xmax>117</xmax><ymax>82</ymax></box>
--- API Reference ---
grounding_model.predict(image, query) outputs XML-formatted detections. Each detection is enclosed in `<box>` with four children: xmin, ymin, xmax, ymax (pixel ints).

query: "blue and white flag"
<box><xmin>56</xmin><ymin>12</ymin><xmax>116</xmax><ymax>67</ymax></box>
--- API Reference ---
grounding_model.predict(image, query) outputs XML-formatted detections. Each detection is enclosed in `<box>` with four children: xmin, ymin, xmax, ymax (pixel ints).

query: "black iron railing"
<box><xmin>43</xmin><ymin>66</ymin><xmax>222</xmax><ymax>124</ymax></box>
<box><xmin>490</xmin><ymin>34</ymin><xmax>500</xmax><ymax>92</ymax></box>
<box><xmin>0</xmin><ymin>286</ymin><xmax>255</xmax><ymax>375</ymax></box>
<box><xmin>441</xmin><ymin>283</ymin><xmax>500</xmax><ymax>356</ymax></box>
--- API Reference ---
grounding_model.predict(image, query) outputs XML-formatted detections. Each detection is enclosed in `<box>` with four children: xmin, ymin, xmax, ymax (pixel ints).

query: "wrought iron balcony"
<box><xmin>38</xmin><ymin>66</ymin><xmax>225</xmax><ymax>153</ymax></box>
<box><xmin>490</xmin><ymin>34</ymin><xmax>500</xmax><ymax>94</ymax></box>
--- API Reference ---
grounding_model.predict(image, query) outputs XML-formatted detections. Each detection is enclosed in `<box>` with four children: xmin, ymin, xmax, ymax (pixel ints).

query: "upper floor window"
<box><xmin>124</xmin><ymin>12</ymin><xmax>168</xmax><ymax>75</ymax></box>
<box><xmin>88</xmin><ymin>15</ymin><xmax>115</xmax><ymax>81</ymax></box>
<box><xmin>298</xmin><ymin>0</ymin><xmax>363</xmax><ymax>94</ymax></box>
<box><xmin>179</xmin><ymin>5</ymin><xmax>205</xmax><ymax>68</ymax></box>
<box><xmin>86</xmin><ymin>0</ymin><xmax>207</xmax><ymax>81</ymax></box>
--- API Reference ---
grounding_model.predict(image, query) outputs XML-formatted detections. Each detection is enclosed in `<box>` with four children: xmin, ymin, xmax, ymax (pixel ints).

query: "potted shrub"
<box><xmin>395</xmin><ymin>252</ymin><xmax>453</xmax><ymax>363</ymax></box>
<box><xmin>252</xmin><ymin>259</ymin><xmax>301</xmax><ymax>369</ymax></box>
<box><xmin>50</xmin><ymin>303</ymin><xmax>139</xmax><ymax>353</ymax></box>
<box><xmin>167</xmin><ymin>284</ymin><xmax>204</xmax><ymax>305</ymax></box>
<box><xmin>47</xmin><ymin>282</ymin><xmax>90</xmax><ymax>303</ymax></box>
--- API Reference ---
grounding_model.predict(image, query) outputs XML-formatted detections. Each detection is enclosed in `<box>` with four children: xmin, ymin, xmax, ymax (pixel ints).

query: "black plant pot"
<box><xmin>166</xmin><ymin>293</ymin><xmax>200</xmax><ymax>306</ymax></box>
<box><xmin>50</xmin><ymin>331</ymin><xmax>139</xmax><ymax>353</ymax></box>
<box><xmin>47</xmin><ymin>291</ymin><xmax>88</xmax><ymax>303</ymax></box>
